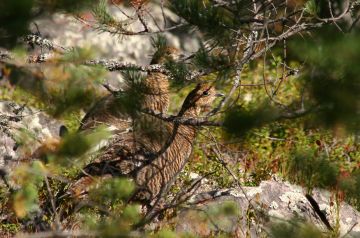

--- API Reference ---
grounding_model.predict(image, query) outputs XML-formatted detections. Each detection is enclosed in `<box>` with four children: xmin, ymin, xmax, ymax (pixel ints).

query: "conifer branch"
<box><xmin>141</xmin><ymin>109</ymin><xmax>223</xmax><ymax>126</ymax></box>
<box><xmin>24</xmin><ymin>34</ymin><xmax>69</xmax><ymax>53</ymax></box>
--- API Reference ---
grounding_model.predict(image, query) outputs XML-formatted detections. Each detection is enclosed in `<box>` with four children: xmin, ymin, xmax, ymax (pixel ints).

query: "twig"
<box><xmin>341</xmin><ymin>222</ymin><xmax>358</xmax><ymax>238</ymax></box>
<box><xmin>208</xmin><ymin>67</ymin><xmax>241</xmax><ymax>116</ymax></box>
<box><xmin>44</xmin><ymin>175</ymin><xmax>61</xmax><ymax>231</ymax></box>
<box><xmin>141</xmin><ymin>109</ymin><xmax>222</xmax><ymax>126</ymax></box>
<box><xmin>160</xmin><ymin>0</ymin><xmax>167</xmax><ymax>29</ymax></box>
<box><xmin>85</xmin><ymin>59</ymin><xmax>167</xmax><ymax>73</ymax></box>
<box><xmin>207</xmin><ymin>132</ymin><xmax>262</xmax><ymax>234</ymax></box>
<box><xmin>348</xmin><ymin>15</ymin><xmax>360</xmax><ymax>33</ymax></box>
<box><xmin>23</xmin><ymin>34</ymin><xmax>69</xmax><ymax>53</ymax></box>
<box><xmin>316</xmin><ymin>0</ymin><xmax>351</xmax><ymax>22</ymax></box>
<box><xmin>326</xmin><ymin>0</ymin><xmax>345</xmax><ymax>33</ymax></box>
<box><xmin>136</xmin><ymin>172</ymin><xmax>214</xmax><ymax>228</ymax></box>
<box><xmin>136</xmin><ymin>5</ymin><xmax>149</xmax><ymax>33</ymax></box>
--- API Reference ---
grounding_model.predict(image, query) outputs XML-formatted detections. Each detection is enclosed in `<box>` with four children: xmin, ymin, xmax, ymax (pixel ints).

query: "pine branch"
<box><xmin>24</xmin><ymin>34</ymin><xmax>69</xmax><ymax>53</ymax></box>
<box><xmin>142</xmin><ymin>104</ymin><xmax>319</xmax><ymax>127</ymax></box>
<box><xmin>84</xmin><ymin>59</ymin><xmax>167</xmax><ymax>73</ymax></box>
<box><xmin>141</xmin><ymin>109</ymin><xmax>222</xmax><ymax>127</ymax></box>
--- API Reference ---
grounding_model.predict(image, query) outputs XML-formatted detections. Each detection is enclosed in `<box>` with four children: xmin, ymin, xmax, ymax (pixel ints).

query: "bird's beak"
<box><xmin>215</xmin><ymin>92</ymin><xmax>225</xmax><ymax>97</ymax></box>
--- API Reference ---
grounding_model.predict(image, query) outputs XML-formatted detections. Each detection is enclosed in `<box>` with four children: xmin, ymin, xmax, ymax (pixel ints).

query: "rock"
<box><xmin>33</xmin><ymin>3</ymin><xmax>198</xmax><ymax>63</ymax></box>
<box><xmin>174</xmin><ymin>180</ymin><xmax>360</xmax><ymax>237</ymax></box>
<box><xmin>31</xmin><ymin>3</ymin><xmax>199</xmax><ymax>88</ymax></box>
<box><xmin>0</xmin><ymin>101</ymin><xmax>62</xmax><ymax>168</ymax></box>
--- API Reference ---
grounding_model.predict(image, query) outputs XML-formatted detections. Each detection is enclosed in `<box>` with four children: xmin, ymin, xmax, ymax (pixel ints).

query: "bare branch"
<box><xmin>84</xmin><ymin>59</ymin><xmax>168</xmax><ymax>73</ymax></box>
<box><xmin>24</xmin><ymin>34</ymin><xmax>69</xmax><ymax>53</ymax></box>
<box><xmin>141</xmin><ymin>109</ymin><xmax>222</xmax><ymax>127</ymax></box>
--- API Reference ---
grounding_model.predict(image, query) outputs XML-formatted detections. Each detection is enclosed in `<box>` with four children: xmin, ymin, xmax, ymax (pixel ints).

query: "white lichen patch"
<box><xmin>345</xmin><ymin>217</ymin><xmax>353</xmax><ymax>224</ymax></box>
<box><xmin>269</xmin><ymin>201</ymin><xmax>279</xmax><ymax>210</ymax></box>
<box><xmin>246</xmin><ymin>187</ymin><xmax>263</xmax><ymax>197</ymax></box>
<box><xmin>228</xmin><ymin>187</ymin><xmax>263</xmax><ymax>198</ymax></box>
<box><xmin>41</xmin><ymin>128</ymin><xmax>52</xmax><ymax>138</ymax></box>
<box><xmin>0</xmin><ymin>103</ymin><xmax>5</xmax><ymax>112</ymax></box>
<box><xmin>23</xmin><ymin>115</ymin><xmax>42</xmax><ymax>133</ymax></box>
<box><xmin>189</xmin><ymin>172</ymin><xmax>200</xmax><ymax>180</ymax></box>
<box><xmin>228</xmin><ymin>189</ymin><xmax>246</xmax><ymax>198</ymax></box>
<box><xmin>279</xmin><ymin>192</ymin><xmax>306</xmax><ymax>214</ymax></box>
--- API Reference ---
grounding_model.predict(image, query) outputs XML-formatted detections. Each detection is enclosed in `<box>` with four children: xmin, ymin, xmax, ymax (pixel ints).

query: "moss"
<box><xmin>0</xmin><ymin>223</ymin><xmax>20</xmax><ymax>235</ymax></box>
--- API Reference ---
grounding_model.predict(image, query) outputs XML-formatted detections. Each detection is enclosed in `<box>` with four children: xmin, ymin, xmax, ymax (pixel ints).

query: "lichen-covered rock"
<box><xmin>33</xmin><ymin>3</ymin><xmax>197</xmax><ymax>64</ymax></box>
<box><xmin>0</xmin><ymin>101</ymin><xmax>62</xmax><ymax>169</ymax></box>
<box><xmin>174</xmin><ymin>180</ymin><xmax>360</xmax><ymax>237</ymax></box>
<box><xmin>24</xmin><ymin>3</ymin><xmax>199</xmax><ymax>93</ymax></box>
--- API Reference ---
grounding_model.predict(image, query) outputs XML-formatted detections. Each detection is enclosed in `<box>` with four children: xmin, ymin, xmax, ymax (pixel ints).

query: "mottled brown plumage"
<box><xmin>69</xmin><ymin>84</ymin><xmax>222</xmax><ymax>202</ymax></box>
<box><xmin>134</xmin><ymin>84</ymin><xmax>220</xmax><ymax>201</ymax></box>
<box><xmin>78</xmin><ymin>47</ymin><xmax>180</xmax><ymax>132</ymax></box>
<box><xmin>68</xmin><ymin>47</ymin><xmax>181</xmax><ymax>197</ymax></box>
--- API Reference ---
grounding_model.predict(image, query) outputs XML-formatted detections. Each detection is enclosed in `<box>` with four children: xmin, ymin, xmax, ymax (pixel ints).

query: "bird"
<box><xmin>26</xmin><ymin>47</ymin><xmax>181</xmax><ymax>163</ymax></box>
<box><xmin>78</xmin><ymin>46</ymin><xmax>181</xmax><ymax>132</ymax></box>
<box><xmin>68</xmin><ymin>83</ymin><xmax>223</xmax><ymax>204</ymax></box>
<box><xmin>134</xmin><ymin>83</ymin><xmax>223</xmax><ymax>202</ymax></box>
<box><xmin>61</xmin><ymin>46</ymin><xmax>179</xmax><ymax>195</ymax></box>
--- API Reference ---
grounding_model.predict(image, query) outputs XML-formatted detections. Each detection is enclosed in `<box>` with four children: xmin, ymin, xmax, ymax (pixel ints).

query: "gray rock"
<box><xmin>0</xmin><ymin>101</ymin><xmax>62</xmax><ymax>168</ymax></box>
<box><xmin>33</xmin><ymin>3</ymin><xmax>195</xmax><ymax>63</ymax></box>
<box><xmin>174</xmin><ymin>180</ymin><xmax>360</xmax><ymax>237</ymax></box>
<box><xmin>31</xmin><ymin>3</ymin><xmax>199</xmax><ymax>88</ymax></box>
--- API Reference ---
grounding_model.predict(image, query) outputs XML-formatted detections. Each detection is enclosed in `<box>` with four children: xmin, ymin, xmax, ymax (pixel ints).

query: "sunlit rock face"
<box><xmin>30</xmin><ymin>3</ymin><xmax>201</xmax><ymax>98</ymax></box>
<box><xmin>174</xmin><ymin>180</ymin><xmax>360</xmax><ymax>237</ymax></box>
<box><xmin>31</xmin><ymin>3</ymin><xmax>199</xmax><ymax>88</ymax></box>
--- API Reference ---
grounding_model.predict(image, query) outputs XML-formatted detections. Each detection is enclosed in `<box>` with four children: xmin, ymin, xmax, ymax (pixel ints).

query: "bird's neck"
<box><xmin>135</xmin><ymin>109</ymin><xmax>200</xmax><ymax>199</ymax></box>
<box><xmin>142</xmin><ymin>93</ymin><xmax>169</xmax><ymax>113</ymax></box>
<box><xmin>180</xmin><ymin>107</ymin><xmax>200</xmax><ymax>118</ymax></box>
<box><xmin>141</xmin><ymin>72</ymin><xmax>169</xmax><ymax>113</ymax></box>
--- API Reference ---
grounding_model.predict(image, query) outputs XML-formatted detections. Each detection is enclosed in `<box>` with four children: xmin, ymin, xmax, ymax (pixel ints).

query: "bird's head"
<box><xmin>150</xmin><ymin>46</ymin><xmax>183</xmax><ymax>64</ymax></box>
<box><xmin>179</xmin><ymin>83</ymin><xmax>224</xmax><ymax>116</ymax></box>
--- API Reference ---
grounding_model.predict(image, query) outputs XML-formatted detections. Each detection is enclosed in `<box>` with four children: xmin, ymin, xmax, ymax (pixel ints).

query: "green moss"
<box><xmin>0</xmin><ymin>223</ymin><xmax>20</xmax><ymax>235</ymax></box>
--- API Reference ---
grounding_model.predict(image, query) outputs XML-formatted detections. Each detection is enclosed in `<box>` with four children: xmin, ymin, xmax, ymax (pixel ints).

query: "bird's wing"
<box><xmin>79</xmin><ymin>94</ymin><xmax>132</xmax><ymax>132</ymax></box>
<box><xmin>66</xmin><ymin>139</ymin><xmax>147</xmax><ymax>199</ymax></box>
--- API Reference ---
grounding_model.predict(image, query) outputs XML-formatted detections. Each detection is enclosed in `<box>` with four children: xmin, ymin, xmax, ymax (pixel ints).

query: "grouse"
<box><xmin>69</xmin><ymin>83</ymin><xmax>223</xmax><ymax>204</ymax></box>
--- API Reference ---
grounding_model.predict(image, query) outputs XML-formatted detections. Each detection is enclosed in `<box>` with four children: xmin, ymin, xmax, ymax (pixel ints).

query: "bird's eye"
<box><xmin>202</xmin><ymin>91</ymin><xmax>209</xmax><ymax>96</ymax></box>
